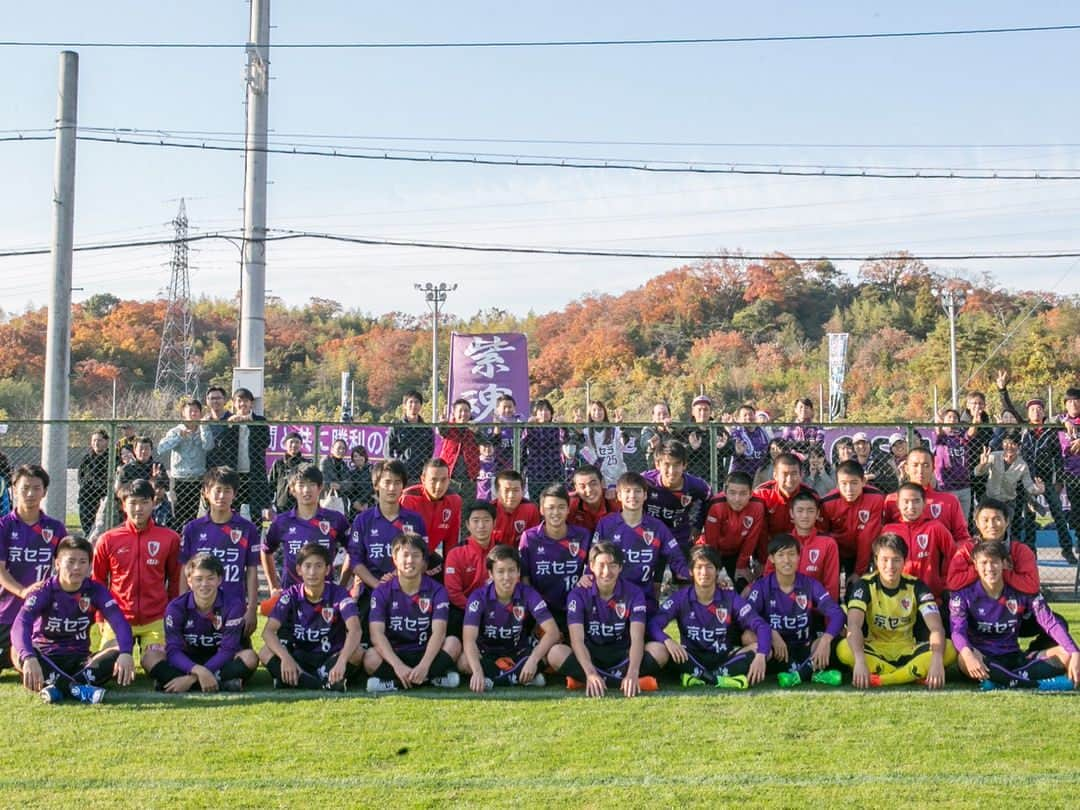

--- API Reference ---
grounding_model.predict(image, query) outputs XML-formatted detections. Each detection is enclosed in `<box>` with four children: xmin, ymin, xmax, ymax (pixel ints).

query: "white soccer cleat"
<box><xmin>431</xmin><ymin>671</ymin><xmax>460</xmax><ymax>689</ymax></box>
<box><xmin>525</xmin><ymin>673</ymin><xmax>546</xmax><ymax>688</ymax></box>
<box><xmin>366</xmin><ymin>677</ymin><xmax>398</xmax><ymax>694</ymax></box>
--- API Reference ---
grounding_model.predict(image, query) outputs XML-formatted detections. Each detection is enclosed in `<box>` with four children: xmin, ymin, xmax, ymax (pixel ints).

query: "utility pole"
<box><xmin>155</xmin><ymin>199</ymin><xmax>197</xmax><ymax>396</ymax></box>
<box><xmin>239</xmin><ymin>0</ymin><xmax>270</xmax><ymax>410</ymax></box>
<box><xmin>415</xmin><ymin>282</ymin><xmax>457</xmax><ymax>421</ymax></box>
<box><xmin>936</xmin><ymin>286</ymin><xmax>966</xmax><ymax>411</ymax></box>
<box><xmin>42</xmin><ymin>51</ymin><xmax>78</xmax><ymax>518</ymax></box>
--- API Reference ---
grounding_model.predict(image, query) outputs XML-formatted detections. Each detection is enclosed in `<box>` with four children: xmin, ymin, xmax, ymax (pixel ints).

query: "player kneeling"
<box><xmin>459</xmin><ymin>545</ymin><xmax>560</xmax><ymax>692</ymax></box>
<box><xmin>11</xmin><ymin>536</ymin><xmax>135</xmax><ymax>703</ymax></box>
<box><xmin>260</xmin><ymin>543</ymin><xmax>363</xmax><ymax>691</ymax></box>
<box><xmin>741</xmin><ymin>534</ymin><xmax>846</xmax><ymax>688</ymax></box>
<box><xmin>154</xmin><ymin>553</ymin><xmax>258</xmax><ymax>693</ymax></box>
<box><xmin>837</xmin><ymin>533</ymin><xmax>956</xmax><ymax>688</ymax></box>
<box><xmin>364</xmin><ymin>533</ymin><xmax>461</xmax><ymax>693</ymax></box>
<box><xmin>649</xmin><ymin>545</ymin><xmax>772</xmax><ymax>690</ymax></box>
<box><xmin>547</xmin><ymin>542</ymin><xmax>665</xmax><ymax>697</ymax></box>
<box><xmin>951</xmin><ymin>540</ymin><xmax>1079</xmax><ymax>692</ymax></box>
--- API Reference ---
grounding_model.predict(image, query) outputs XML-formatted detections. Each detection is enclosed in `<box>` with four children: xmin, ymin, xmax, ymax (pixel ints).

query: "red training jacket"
<box><xmin>93</xmin><ymin>517</ymin><xmax>181</xmax><ymax>625</ymax></box>
<box><xmin>400</xmin><ymin>484</ymin><xmax>462</xmax><ymax>556</ymax></box>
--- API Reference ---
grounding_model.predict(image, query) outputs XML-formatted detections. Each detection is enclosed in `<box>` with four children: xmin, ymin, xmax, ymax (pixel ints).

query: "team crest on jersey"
<box><xmin>795</xmin><ymin>593</ymin><xmax>808</xmax><ymax>610</ymax></box>
<box><xmin>78</xmin><ymin>595</ymin><xmax>92</xmax><ymax>613</ymax></box>
<box><xmin>230</xmin><ymin>528</ymin><xmax>242</xmax><ymax>544</ymax></box>
<box><xmin>900</xmin><ymin>597</ymin><xmax>912</xmax><ymax>611</ymax></box>
<box><xmin>643</xmin><ymin>530</ymin><xmax>655</xmax><ymax>545</ymax></box>
<box><xmin>1005</xmin><ymin>599</ymin><xmax>1018</xmax><ymax>615</ymax></box>
<box><xmin>512</xmin><ymin>605</ymin><xmax>525</xmax><ymax>621</ymax></box>
<box><xmin>418</xmin><ymin>597</ymin><xmax>431</xmax><ymax>614</ymax></box>
<box><xmin>742</xmin><ymin>515</ymin><xmax>754</xmax><ymax>529</ymax></box>
<box><xmin>857</xmin><ymin>510</ymin><xmax>870</xmax><ymax>525</ymax></box>
<box><xmin>613</xmin><ymin>601</ymin><xmax>627</xmax><ymax>619</ymax></box>
<box><xmin>716</xmin><ymin>606</ymin><xmax>728</xmax><ymax>623</ymax></box>
<box><xmin>929</xmin><ymin>503</ymin><xmax>942</xmax><ymax>519</ymax></box>
<box><xmin>318</xmin><ymin>520</ymin><xmax>331</xmax><ymax>536</ymax></box>
<box><xmin>680</xmin><ymin>494</ymin><xmax>693</xmax><ymax>508</ymax></box>
<box><xmin>514</xmin><ymin>520</ymin><xmax>525</xmax><ymax>533</ymax></box>
<box><xmin>212</xmin><ymin>613</ymin><xmax>223</xmax><ymax>630</ymax></box>
<box><xmin>808</xmin><ymin>549</ymin><xmax>820</xmax><ymax>564</ymax></box>
<box><xmin>567</xmin><ymin>541</ymin><xmax>580</xmax><ymax>556</ymax></box>
<box><xmin>916</xmin><ymin>534</ymin><xmax>928</xmax><ymax>550</ymax></box>
<box><xmin>321</xmin><ymin>606</ymin><xmax>335</xmax><ymax>623</ymax></box>
<box><xmin>147</xmin><ymin>541</ymin><xmax>160</xmax><ymax>557</ymax></box>
<box><xmin>442</xmin><ymin>508</ymin><xmax>452</xmax><ymax>523</ymax></box>
<box><xmin>42</xmin><ymin>528</ymin><xmax>55</xmax><ymax>543</ymax></box>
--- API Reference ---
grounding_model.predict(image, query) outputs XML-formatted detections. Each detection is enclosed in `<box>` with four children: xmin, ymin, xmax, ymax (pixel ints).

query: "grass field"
<box><xmin>2</xmin><ymin>605</ymin><xmax>1078</xmax><ymax>809</ymax></box>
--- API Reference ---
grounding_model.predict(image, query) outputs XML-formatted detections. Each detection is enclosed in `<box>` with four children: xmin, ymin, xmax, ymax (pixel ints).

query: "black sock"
<box><xmin>639</xmin><ymin>652</ymin><xmax>661</xmax><ymax>678</ymax></box>
<box><xmin>428</xmin><ymin>650</ymin><xmax>454</xmax><ymax>679</ymax></box>
<box><xmin>557</xmin><ymin>653</ymin><xmax>586</xmax><ymax>680</ymax></box>
<box><xmin>148</xmin><ymin>660</ymin><xmax>180</xmax><ymax>688</ymax></box>
<box><xmin>220</xmin><ymin>658</ymin><xmax>255</xmax><ymax>682</ymax></box>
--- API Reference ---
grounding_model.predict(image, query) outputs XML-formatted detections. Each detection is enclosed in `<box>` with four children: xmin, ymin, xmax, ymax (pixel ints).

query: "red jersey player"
<box><xmin>881</xmin><ymin>482</ymin><xmax>955</xmax><ymax>600</ymax></box>
<box><xmin>697</xmin><ymin>471</ymin><xmax>766</xmax><ymax>588</ymax></box>
<box><xmin>491</xmin><ymin>470</ymin><xmax>541</xmax><ymax>546</ymax></box>
<box><xmin>818</xmin><ymin>460</ymin><xmax>884</xmax><ymax>577</ymax></box>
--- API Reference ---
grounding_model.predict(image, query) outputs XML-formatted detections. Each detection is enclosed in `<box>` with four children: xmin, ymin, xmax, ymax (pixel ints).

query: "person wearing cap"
<box><xmin>268</xmin><ymin>432</ymin><xmax>312</xmax><ymax>515</ymax></box>
<box><xmin>851</xmin><ymin>432</ymin><xmax>899</xmax><ymax>494</ymax></box>
<box><xmin>996</xmin><ymin>368</ymin><xmax>1077</xmax><ymax>564</ymax></box>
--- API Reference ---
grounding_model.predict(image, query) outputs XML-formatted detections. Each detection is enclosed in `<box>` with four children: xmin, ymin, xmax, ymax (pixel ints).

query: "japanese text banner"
<box><xmin>447</xmin><ymin>333</ymin><xmax>530</xmax><ymax>422</ymax></box>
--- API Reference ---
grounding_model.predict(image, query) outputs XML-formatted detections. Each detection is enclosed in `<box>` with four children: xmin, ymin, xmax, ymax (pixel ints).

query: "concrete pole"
<box><xmin>240</xmin><ymin>0</ymin><xmax>270</xmax><ymax>411</ymax></box>
<box><xmin>947</xmin><ymin>296</ymin><xmax>959</xmax><ymax>410</ymax></box>
<box><xmin>431</xmin><ymin>298</ymin><xmax>439</xmax><ymax>422</ymax></box>
<box><xmin>42</xmin><ymin>51</ymin><xmax>78</xmax><ymax>518</ymax></box>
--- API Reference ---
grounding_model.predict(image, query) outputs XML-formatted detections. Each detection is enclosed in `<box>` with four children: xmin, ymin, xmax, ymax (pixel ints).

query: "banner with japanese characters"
<box><xmin>447</xmin><ymin>332</ymin><xmax>530</xmax><ymax>422</ymax></box>
<box><xmin>827</xmin><ymin>332</ymin><xmax>849</xmax><ymax>422</ymax></box>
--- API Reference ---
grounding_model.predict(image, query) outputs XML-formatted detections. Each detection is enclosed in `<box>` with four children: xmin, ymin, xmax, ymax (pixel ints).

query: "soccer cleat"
<box><xmin>1062</xmin><ymin>547</ymin><xmax>1079</xmax><ymax>566</ymax></box>
<box><xmin>495</xmin><ymin>657</ymin><xmax>516</xmax><ymax>672</ymax></box>
<box><xmin>39</xmin><ymin>685</ymin><xmax>64</xmax><ymax>704</ymax></box>
<box><xmin>680</xmin><ymin>672</ymin><xmax>707</xmax><ymax>688</ymax></box>
<box><xmin>716</xmin><ymin>675</ymin><xmax>749</xmax><ymax>690</ymax></box>
<box><xmin>482</xmin><ymin>677</ymin><xmax>495</xmax><ymax>691</ymax></box>
<box><xmin>69</xmin><ymin>684</ymin><xmax>106</xmax><ymax>704</ymax></box>
<box><xmin>525</xmin><ymin>673</ymin><xmax>546</xmax><ymax>688</ymax></box>
<box><xmin>810</xmin><ymin>669</ymin><xmax>842</xmax><ymax>687</ymax></box>
<box><xmin>980</xmin><ymin>679</ymin><xmax>999</xmax><ymax>691</ymax></box>
<box><xmin>565</xmin><ymin>676</ymin><xmax>585</xmax><ymax>690</ymax></box>
<box><xmin>322</xmin><ymin>677</ymin><xmax>348</xmax><ymax>693</ymax></box>
<box><xmin>777</xmin><ymin>672</ymin><xmax>802</xmax><ymax>688</ymax></box>
<box><xmin>1037</xmin><ymin>675</ymin><xmax>1075</xmax><ymax>692</ymax></box>
<box><xmin>366</xmin><ymin>677</ymin><xmax>398</xmax><ymax>694</ymax></box>
<box><xmin>221</xmin><ymin>678</ymin><xmax>245</xmax><ymax>693</ymax></box>
<box><xmin>638</xmin><ymin>676</ymin><xmax>659</xmax><ymax>692</ymax></box>
<box><xmin>431</xmin><ymin>671</ymin><xmax>460</xmax><ymax>689</ymax></box>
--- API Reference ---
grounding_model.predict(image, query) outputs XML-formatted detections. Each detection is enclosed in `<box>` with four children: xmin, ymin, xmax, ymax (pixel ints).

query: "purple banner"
<box><xmin>821</xmin><ymin>426</ymin><xmax>906</xmax><ymax>459</ymax></box>
<box><xmin>266</xmin><ymin>423</ymin><xmax>390</xmax><ymax>466</ymax></box>
<box><xmin>447</xmin><ymin>332</ymin><xmax>530</xmax><ymax>422</ymax></box>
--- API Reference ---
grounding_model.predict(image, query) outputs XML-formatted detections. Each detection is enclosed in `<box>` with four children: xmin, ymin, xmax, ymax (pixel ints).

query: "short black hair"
<box><xmin>466</xmin><ymin>501</ymin><xmax>496</xmax><ymax>520</ymax></box>
<box><xmin>767</xmin><ymin>533</ymin><xmax>800</xmax><ymax>556</ymax></box>
<box><xmin>120</xmin><ymin>479</ymin><xmax>155</xmax><ymax>500</ymax></box>
<box><xmin>724</xmin><ymin>471</ymin><xmax>753</xmax><ymax>490</ymax></box>
<box><xmin>539</xmin><ymin>484</ymin><xmax>570</xmax><ymax>505</ymax></box>
<box><xmin>185</xmin><ymin>551</ymin><xmax>225</xmax><ymax>579</ymax></box>
<box><xmin>56</xmin><ymin>535</ymin><xmax>93</xmax><ymax>560</ymax></box>
<box><xmin>295</xmin><ymin>542</ymin><xmax>333</xmax><ymax>568</ymax></box>
<box><xmin>589</xmin><ymin>541</ymin><xmax>623</xmax><ymax>565</ymax></box>
<box><xmin>203</xmin><ymin>466</ymin><xmax>241</xmax><ymax>491</ymax></box>
<box><xmin>486</xmin><ymin>544</ymin><xmax>521</xmax><ymax>572</ymax></box>
<box><xmin>656</xmin><ymin>439</ymin><xmax>688</xmax><ymax>464</ymax></box>
<box><xmin>835</xmin><ymin>460</ymin><xmax>865</xmax><ymax>478</ymax></box>
<box><xmin>12</xmin><ymin>463</ymin><xmax>50</xmax><ymax>491</ymax></box>
<box><xmin>872</xmin><ymin>532</ymin><xmax>908</xmax><ymax>561</ymax></box>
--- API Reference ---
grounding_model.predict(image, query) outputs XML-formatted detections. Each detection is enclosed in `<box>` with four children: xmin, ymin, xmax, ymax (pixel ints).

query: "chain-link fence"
<box><xmin>2</xmin><ymin>417</ymin><xmax>1078</xmax><ymax>597</ymax></box>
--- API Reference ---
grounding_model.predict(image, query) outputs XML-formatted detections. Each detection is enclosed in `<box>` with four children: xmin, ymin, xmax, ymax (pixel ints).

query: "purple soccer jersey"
<box><xmin>475</xmin><ymin>460</ymin><xmax>497</xmax><ymax>502</ymax></box>
<box><xmin>934</xmin><ymin>432</ymin><xmax>970</xmax><ymax>491</ymax></box>
<box><xmin>13</xmin><ymin>576</ymin><xmax>132</xmax><ymax>660</ymax></box>
<box><xmin>463</xmin><ymin>580</ymin><xmax>553</xmax><ymax>657</ymax></box>
<box><xmin>0</xmin><ymin>511</ymin><xmax>68</xmax><ymax>624</ymax></box>
<box><xmin>949</xmin><ymin>581</ymin><xmax>1079</xmax><ymax>658</ymax></box>
<box><xmin>728</xmin><ymin>426</ymin><xmax>771</xmax><ymax>477</ymax></box>
<box><xmin>649</xmin><ymin>584</ymin><xmax>771</xmax><ymax>658</ymax></box>
<box><xmin>566</xmin><ymin>578</ymin><xmax>647</xmax><ymax>648</ymax></box>
<box><xmin>269</xmin><ymin>581</ymin><xmax>358</xmax><ymax>657</ymax></box>
<box><xmin>262</xmin><ymin>508</ymin><xmax>351</xmax><ymax>588</ymax></box>
<box><xmin>741</xmin><ymin>572</ymin><xmax>846</xmax><ymax>649</ymax></box>
<box><xmin>369</xmin><ymin>575</ymin><xmax>450</xmax><ymax>653</ymax></box>
<box><xmin>180</xmin><ymin>514</ymin><xmax>260</xmax><ymax>603</ymax></box>
<box><xmin>164</xmin><ymin>590</ymin><xmax>246</xmax><ymax>675</ymax></box>
<box><xmin>593</xmin><ymin>512</ymin><xmax>689</xmax><ymax>599</ymax></box>
<box><xmin>641</xmin><ymin>469</ymin><xmax>712</xmax><ymax>548</ymax></box>
<box><xmin>518</xmin><ymin>524</ymin><xmax>591</xmax><ymax>613</ymax></box>
<box><xmin>347</xmin><ymin>506</ymin><xmax>428</xmax><ymax>581</ymax></box>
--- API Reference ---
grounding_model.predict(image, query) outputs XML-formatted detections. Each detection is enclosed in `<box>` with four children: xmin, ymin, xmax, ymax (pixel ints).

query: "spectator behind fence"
<box><xmin>852</xmin><ymin>432</ymin><xmax>899</xmax><ymax>494</ymax></box>
<box><xmin>214</xmin><ymin>388</ymin><xmax>272</xmax><ymax>520</ymax></box>
<box><xmin>933</xmin><ymin>409</ymin><xmax>974</xmax><ymax>523</ymax></box>
<box><xmin>996</xmin><ymin>368</ymin><xmax>1077</xmax><ymax>565</ymax></box>
<box><xmin>438</xmin><ymin>398</ymin><xmax>480</xmax><ymax>492</ymax></box>
<box><xmin>522</xmin><ymin>398</ymin><xmax>564</xmax><ymax>502</ymax></box>
<box><xmin>385</xmin><ymin>390</ymin><xmax>434</xmax><ymax>484</ymax></box>
<box><xmin>115</xmin><ymin>436</ymin><xmax>166</xmax><ymax>491</ymax></box>
<box><xmin>319</xmin><ymin>438</ymin><xmax>351</xmax><ymax>504</ymax></box>
<box><xmin>157</xmin><ymin>398</ymin><xmax>214</xmax><ymax>530</ymax></box>
<box><xmin>729</xmin><ymin>404</ymin><xmax>771</xmax><ymax>481</ymax></box>
<box><xmin>582</xmin><ymin>400</ymin><xmax>628</xmax><ymax>490</ymax></box>
<box><xmin>340</xmin><ymin>446</ymin><xmax>374</xmax><ymax>519</ymax></box>
<box><xmin>268</xmin><ymin>432</ymin><xmax>311</xmax><ymax>515</ymax></box>
<box><xmin>781</xmin><ymin>398</ymin><xmax>826</xmax><ymax>456</ymax></box>
<box><xmin>962</xmin><ymin>390</ymin><xmax>994</xmax><ymax>518</ymax></box>
<box><xmin>973</xmin><ymin>430</ymin><xmax>1045</xmax><ymax>544</ymax></box>
<box><xmin>202</xmin><ymin>386</ymin><xmax>233</xmax><ymax>469</ymax></box>
<box><xmin>77</xmin><ymin>429</ymin><xmax>110</xmax><ymax>530</ymax></box>
<box><xmin>114</xmin><ymin>423</ymin><xmax>137</xmax><ymax>465</ymax></box>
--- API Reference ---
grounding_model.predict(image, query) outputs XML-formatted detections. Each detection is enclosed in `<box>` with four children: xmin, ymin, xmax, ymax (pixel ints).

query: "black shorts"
<box><xmin>584</xmin><ymin>641</ymin><xmax>630</xmax><ymax>671</ymax></box>
<box><xmin>0</xmin><ymin>624</ymin><xmax>11</xmax><ymax>670</ymax></box>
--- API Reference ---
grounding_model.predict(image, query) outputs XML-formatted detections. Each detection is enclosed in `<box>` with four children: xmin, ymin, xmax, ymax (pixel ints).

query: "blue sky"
<box><xmin>3</xmin><ymin>2</ymin><xmax>1080</xmax><ymax>318</ymax></box>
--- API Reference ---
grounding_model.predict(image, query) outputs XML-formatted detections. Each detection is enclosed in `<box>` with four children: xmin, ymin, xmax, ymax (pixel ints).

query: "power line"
<box><xmin>11</xmin><ymin>133</ymin><xmax>1076</xmax><ymax>180</ymax></box>
<box><xmin>4</xmin><ymin>228</ymin><xmax>1080</xmax><ymax>262</ymax></box>
<box><xmin>2</xmin><ymin>23</ymin><xmax>1079</xmax><ymax>49</ymax></box>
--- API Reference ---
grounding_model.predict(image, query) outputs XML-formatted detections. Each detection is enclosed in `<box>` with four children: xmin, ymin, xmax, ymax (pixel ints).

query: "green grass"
<box><xmin>2</xmin><ymin>605</ymin><xmax>1079</xmax><ymax>809</ymax></box>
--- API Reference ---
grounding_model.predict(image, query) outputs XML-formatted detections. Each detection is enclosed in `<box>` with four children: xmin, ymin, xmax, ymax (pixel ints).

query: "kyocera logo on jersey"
<box><xmin>230</xmin><ymin>529</ymin><xmax>242</xmax><ymax>544</ymax></box>
<box><xmin>321</xmin><ymin>606</ymin><xmax>335</xmax><ymax>623</ymax></box>
<box><xmin>319</xmin><ymin>520</ymin><xmax>331</xmax><ymax>536</ymax></box>
<box><xmin>857</xmin><ymin>510</ymin><xmax>870</xmax><ymax>524</ymax></box>
<box><xmin>512</xmin><ymin>605</ymin><xmax>525</xmax><ymax>621</ymax></box>
<box><xmin>929</xmin><ymin>503</ymin><xmax>942</xmax><ymax>519</ymax></box>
